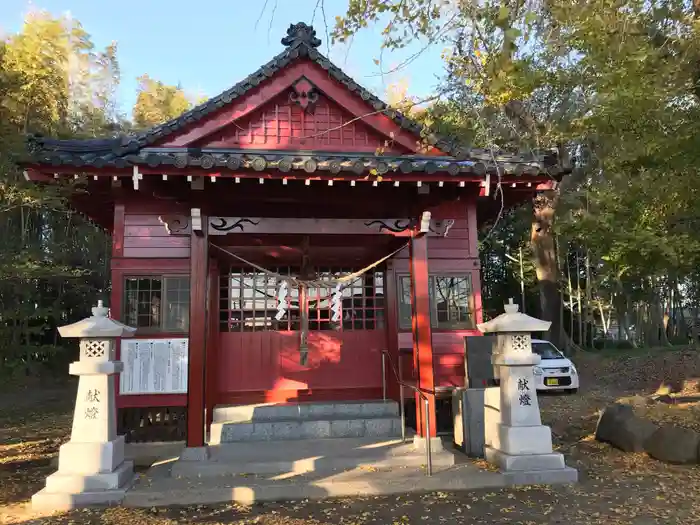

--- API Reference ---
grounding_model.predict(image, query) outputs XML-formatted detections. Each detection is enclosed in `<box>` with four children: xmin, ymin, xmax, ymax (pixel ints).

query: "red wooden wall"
<box><xmin>196</xmin><ymin>90</ymin><xmax>406</xmax><ymax>154</ymax></box>
<box><xmin>111</xmin><ymin>195</ymin><xmax>483</xmax><ymax>409</ymax></box>
<box><xmin>156</xmin><ymin>60</ymin><xmax>432</xmax><ymax>155</ymax></box>
<box><xmin>120</xmin><ymin>204</ymin><xmax>190</xmax><ymax>259</ymax></box>
<box><xmin>111</xmin><ymin>200</ymin><xmax>191</xmax><ymax>410</ymax></box>
<box><xmin>387</xmin><ymin>197</ymin><xmax>483</xmax><ymax>391</ymax></box>
<box><xmin>217</xmin><ymin>330</ymin><xmax>386</xmax><ymax>404</ymax></box>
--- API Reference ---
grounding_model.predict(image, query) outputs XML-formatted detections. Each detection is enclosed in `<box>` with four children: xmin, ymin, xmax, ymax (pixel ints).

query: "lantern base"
<box><xmin>490</xmin><ymin>423</ymin><xmax>553</xmax><ymax>456</ymax></box>
<box><xmin>484</xmin><ymin>446</ymin><xmax>578</xmax><ymax>485</ymax></box>
<box><xmin>31</xmin><ymin>461</ymin><xmax>133</xmax><ymax>511</ymax></box>
<box><xmin>485</xmin><ymin>446</ymin><xmax>565</xmax><ymax>470</ymax></box>
<box><xmin>58</xmin><ymin>435</ymin><xmax>126</xmax><ymax>473</ymax></box>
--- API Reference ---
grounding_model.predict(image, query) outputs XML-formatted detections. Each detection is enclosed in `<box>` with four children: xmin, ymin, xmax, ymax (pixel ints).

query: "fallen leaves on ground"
<box><xmin>4</xmin><ymin>350</ymin><xmax>700</xmax><ymax>523</ymax></box>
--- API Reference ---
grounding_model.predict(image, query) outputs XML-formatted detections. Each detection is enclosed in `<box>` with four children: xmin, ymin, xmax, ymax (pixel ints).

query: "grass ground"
<box><xmin>3</xmin><ymin>349</ymin><xmax>700</xmax><ymax>524</ymax></box>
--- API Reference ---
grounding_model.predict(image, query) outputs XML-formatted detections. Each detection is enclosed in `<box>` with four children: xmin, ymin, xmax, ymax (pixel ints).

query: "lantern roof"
<box><xmin>477</xmin><ymin>298</ymin><xmax>551</xmax><ymax>334</ymax></box>
<box><xmin>58</xmin><ymin>301</ymin><xmax>137</xmax><ymax>339</ymax></box>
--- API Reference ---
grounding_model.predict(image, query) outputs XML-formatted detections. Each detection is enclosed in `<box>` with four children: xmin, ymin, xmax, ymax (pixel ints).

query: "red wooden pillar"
<box><xmin>384</xmin><ymin>260</ymin><xmax>400</xmax><ymax>401</ymax></box>
<box><xmin>409</xmin><ymin>231</ymin><xmax>437</xmax><ymax>438</ymax></box>
<box><xmin>205</xmin><ymin>258</ymin><xmax>219</xmax><ymax>427</ymax></box>
<box><xmin>187</xmin><ymin>216</ymin><xmax>208</xmax><ymax>448</ymax></box>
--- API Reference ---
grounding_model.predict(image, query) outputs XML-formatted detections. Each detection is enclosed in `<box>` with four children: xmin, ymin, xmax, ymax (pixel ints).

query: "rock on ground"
<box><xmin>595</xmin><ymin>403</ymin><xmax>658</xmax><ymax>453</ymax></box>
<box><xmin>645</xmin><ymin>425</ymin><xmax>700</xmax><ymax>464</ymax></box>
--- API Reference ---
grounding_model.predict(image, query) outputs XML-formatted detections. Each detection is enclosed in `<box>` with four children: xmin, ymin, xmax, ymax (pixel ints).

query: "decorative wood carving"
<box><xmin>209</xmin><ymin>217</ymin><xmax>262</xmax><ymax>234</ymax></box>
<box><xmin>158</xmin><ymin>215</ymin><xmax>191</xmax><ymax>235</ymax></box>
<box><xmin>363</xmin><ymin>219</ymin><xmax>413</xmax><ymax>234</ymax></box>
<box><xmin>289</xmin><ymin>77</ymin><xmax>319</xmax><ymax>112</ymax></box>
<box><xmin>430</xmin><ymin>219</ymin><xmax>456</xmax><ymax>237</ymax></box>
<box><xmin>206</xmin><ymin>217</ymin><xmax>457</xmax><ymax>236</ymax></box>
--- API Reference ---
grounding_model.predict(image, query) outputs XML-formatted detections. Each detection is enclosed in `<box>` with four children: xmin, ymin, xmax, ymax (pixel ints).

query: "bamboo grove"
<box><xmin>0</xmin><ymin>11</ymin><xmax>198</xmax><ymax>374</ymax></box>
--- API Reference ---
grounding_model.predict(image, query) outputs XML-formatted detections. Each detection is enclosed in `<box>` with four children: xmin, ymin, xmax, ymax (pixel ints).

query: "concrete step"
<box><xmin>210</xmin><ymin>416</ymin><xmax>402</xmax><ymax>443</ymax></box>
<box><xmin>125</xmin><ymin>463</ymin><xmax>506</xmax><ymax>507</ymax></box>
<box><xmin>212</xmin><ymin>400</ymin><xmax>399</xmax><ymax>423</ymax></box>
<box><xmin>172</xmin><ymin>437</ymin><xmax>455</xmax><ymax>478</ymax></box>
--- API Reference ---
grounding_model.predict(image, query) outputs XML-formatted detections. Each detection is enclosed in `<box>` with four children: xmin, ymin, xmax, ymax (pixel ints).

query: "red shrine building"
<box><xmin>23</xmin><ymin>23</ymin><xmax>566</xmax><ymax>449</ymax></box>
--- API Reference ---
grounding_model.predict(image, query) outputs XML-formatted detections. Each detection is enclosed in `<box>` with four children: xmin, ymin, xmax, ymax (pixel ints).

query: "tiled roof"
<box><xmin>24</xmin><ymin>22</ymin><xmax>568</xmax><ymax>178</ymax></box>
<box><xmin>24</xmin><ymin>146</ymin><xmax>563</xmax><ymax>177</ymax></box>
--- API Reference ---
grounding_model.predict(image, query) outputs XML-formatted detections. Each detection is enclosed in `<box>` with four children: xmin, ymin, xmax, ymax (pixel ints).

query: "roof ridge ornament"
<box><xmin>282</xmin><ymin>22</ymin><xmax>322</xmax><ymax>49</ymax></box>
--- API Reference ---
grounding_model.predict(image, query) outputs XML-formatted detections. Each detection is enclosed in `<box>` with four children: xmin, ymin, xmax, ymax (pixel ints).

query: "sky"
<box><xmin>1</xmin><ymin>0</ymin><xmax>449</xmax><ymax>118</ymax></box>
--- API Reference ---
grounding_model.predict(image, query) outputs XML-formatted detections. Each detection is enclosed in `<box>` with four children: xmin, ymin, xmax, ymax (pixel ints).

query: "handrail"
<box><xmin>381</xmin><ymin>350</ymin><xmax>434</xmax><ymax>476</ymax></box>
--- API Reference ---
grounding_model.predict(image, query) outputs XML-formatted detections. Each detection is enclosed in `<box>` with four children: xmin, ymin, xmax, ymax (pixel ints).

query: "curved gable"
<box><xmin>145</xmin><ymin>23</ymin><xmax>452</xmax><ymax>156</ymax></box>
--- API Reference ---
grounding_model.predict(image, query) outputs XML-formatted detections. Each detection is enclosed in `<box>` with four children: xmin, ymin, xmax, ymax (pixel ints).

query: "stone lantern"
<box><xmin>478</xmin><ymin>299</ymin><xmax>577</xmax><ymax>484</ymax></box>
<box><xmin>32</xmin><ymin>301</ymin><xmax>137</xmax><ymax>511</ymax></box>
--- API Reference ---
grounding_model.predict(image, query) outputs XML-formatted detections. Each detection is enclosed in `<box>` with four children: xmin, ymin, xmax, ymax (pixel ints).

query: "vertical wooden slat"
<box><xmin>187</xmin><ymin>217</ymin><xmax>208</xmax><ymax>448</ymax></box>
<box><xmin>410</xmin><ymin>232</ymin><xmax>437</xmax><ymax>438</ymax></box>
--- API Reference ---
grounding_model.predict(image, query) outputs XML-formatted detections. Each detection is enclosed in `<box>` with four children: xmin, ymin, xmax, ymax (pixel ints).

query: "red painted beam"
<box><xmin>409</xmin><ymin>231</ymin><xmax>437</xmax><ymax>438</ymax></box>
<box><xmin>187</xmin><ymin>219</ymin><xmax>208</xmax><ymax>448</ymax></box>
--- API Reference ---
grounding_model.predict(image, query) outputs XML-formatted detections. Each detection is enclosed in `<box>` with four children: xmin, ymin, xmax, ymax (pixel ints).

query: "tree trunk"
<box><xmin>531</xmin><ymin>191</ymin><xmax>565</xmax><ymax>348</ymax></box>
<box><xmin>577</xmin><ymin>251</ymin><xmax>583</xmax><ymax>346</ymax></box>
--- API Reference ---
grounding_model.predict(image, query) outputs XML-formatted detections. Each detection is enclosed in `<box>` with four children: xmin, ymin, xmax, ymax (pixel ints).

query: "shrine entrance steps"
<box><xmin>171</xmin><ymin>436</ymin><xmax>456</xmax><ymax>479</ymax></box>
<box><xmin>124</xmin><ymin>402</ymin><xmax>509</xmax><ymax>508</ymax></box>
<box><xmin>209</xmin><ymin>400</ymin><xmax>402</xmax><ymax>443</ymax></box>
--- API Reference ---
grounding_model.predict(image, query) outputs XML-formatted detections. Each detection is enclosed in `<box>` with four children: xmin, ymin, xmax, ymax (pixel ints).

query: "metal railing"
<box><xmin>381</xmin><ymin>351</ymin><xmax>435</xmax><ymax>476</ymax></box>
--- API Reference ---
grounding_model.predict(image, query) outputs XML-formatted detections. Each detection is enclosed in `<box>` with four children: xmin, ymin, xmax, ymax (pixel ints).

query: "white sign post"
<box><xmin>32</xmin><ymin>301</ymin><xmax>137</xmax><ymax>511</ymax></box>
<box><xmin>478</xmin><ymin>299</ymin><xmax>578</xmax><ymax>484</ymax></box>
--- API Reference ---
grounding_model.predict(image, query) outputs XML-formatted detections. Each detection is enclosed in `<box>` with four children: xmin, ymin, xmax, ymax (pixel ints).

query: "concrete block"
<box><xmin>45</xmin><ymin>461</ymin><xmax>133</xmax><ymax>493</ymax></box>
<box><xmin>360</xmin><ymin>402</ymin><xmax>398</xmax><ymax>417</ymax></box>
<box><xmin>250</xmin><ymin>423</ymin><xmax>274</xmax><ymax>441</ymax></box>
<box><xmin>302</xmin><ymin>403</ymin><xmax>335</xmax><ymax>418</ymax></box>
<box><xmin>331</xmin><ymin>419</ymin><xmax>365</xmax><ymax>438</ymax></box>
<box><xmin>412</xmin><ymin>436</ymin><xmax>445</xmax><ymax>452</ymax></box>
<box><xmin>180</xmin><ymin>447</ymin><xmax>210</xmax><ymax>461</ymax></box>
<box><xmin>221</xmin><ymin>423</ymin><xmax>254</xmax><ymax>442</ymax></box>
<box><xmin>272</xmin><ymin>421</ymin><xmax>302</xmax><ymax>440</ymax></box>
<box><xmin>484</xmin><ymin>387</ymin><xmax>501</xmax><ymax>411</ymax></box>
<box><xmin>266</xmin><ymin>405</ymin><xmax>300</xmax><ymax>420</ymax></box>
<box><xmin>392</xmin><ymin>418</ymin><xmax>404</xmax><ymax>436</ymax></box>
<box><xmin>335</xmin><ymin>403</ymin><xmax>363</xmax><ymax>417</ymax></box>
<box><xmin>57</xmin><ymin>436</ymin><xmax>125</xmax><ymax>474</ymax></box>
<box><xmin>301</xmin><ymin>420</ymin><xmax>332</xmax><ymax>439</ymax></box>
<box><xmin>502</xmin><ymin>466</ymin><xmax>578</xmax><ymax>486</ymax></box>
<box><xmin>365</xmin><ymin>418</ymin><xmax>394</xmax><ymax>437</ymax></box>
<box><xmin>492</xmin><ymin>424</ymin><xmax>553</xmax><ymax>456</ymax></box>
<box><xmin>32</xmin><ymin>487</ymin><xmax>127</xmax><ymax>511</ymax></box>
<box><xmin>485</xmin><ymin>447</ymin><xmax>565</xmax><ymax>471</ymax></box>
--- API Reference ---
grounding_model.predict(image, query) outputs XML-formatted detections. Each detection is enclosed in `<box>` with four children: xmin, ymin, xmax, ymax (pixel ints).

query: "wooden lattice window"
<box><xmin>309</xmin><ymin>268</ymin><xmax>385</xmax><ymax>331</ymax></box>
<box><xmin>398</xmin><ymin>274</ymin><xmax>474</xmax><ymax>330</ymax></box>
<box><xmin>124</xmin><ymin>276</ymin><xmax>190</xmax><ymax>333</ymax></box>
<box><xmin>220</xmin><ymin>267</ymin><xmax>299</xmax><ymax>332</ymax></box>
<box><xmin>219</xmin><ymin>267</ymin><xmax>385</xmax><ymax>332</ymax></box>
